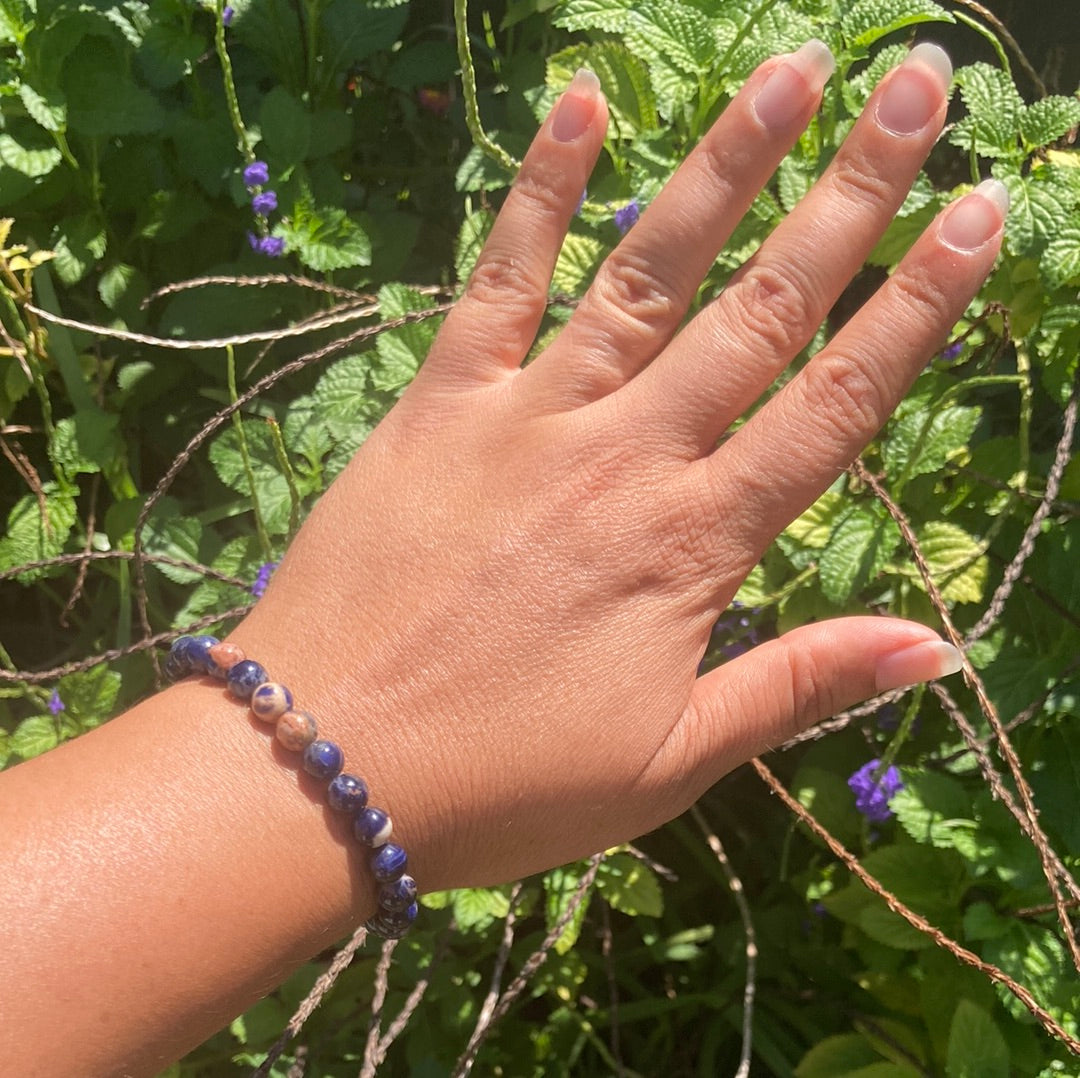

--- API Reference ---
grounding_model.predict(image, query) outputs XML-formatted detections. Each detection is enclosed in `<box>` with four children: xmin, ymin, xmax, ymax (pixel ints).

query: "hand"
<box><xmin>237</xmin><ymin>39</ymin><xmax>1002</xmax><ymax>892</ymax></box>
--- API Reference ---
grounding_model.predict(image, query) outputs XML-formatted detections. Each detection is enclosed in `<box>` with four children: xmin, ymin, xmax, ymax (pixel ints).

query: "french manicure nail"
<box><xmin>752</xmin><ymin>39</ymin><xmax>835</xmax><ymax>130</ymax></box>
<box><xmin>551</xmin><ymin>68</ymin><xmax>601</xmax><ymax>143</ymax></box>
<box><xmin>876</xmin><ymin>42</ymin><xmax>952</xmax><ymax>136</ymax></box>
<box><xmin>875</xmin><ymin>639</ymin><xmax>964</xmax><ymax>693</ymax></box>
<box><xmin>939</xmin><ymin>179</ymin><xmax>1010</xmax><ymax>251</ymax></box>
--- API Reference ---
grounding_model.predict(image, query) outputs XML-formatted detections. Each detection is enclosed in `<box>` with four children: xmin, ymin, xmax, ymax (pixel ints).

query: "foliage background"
<box><xmin>0</xmin><ymin>0</ymin><xmax>1078</xmax><ymax>1074</ymax></box>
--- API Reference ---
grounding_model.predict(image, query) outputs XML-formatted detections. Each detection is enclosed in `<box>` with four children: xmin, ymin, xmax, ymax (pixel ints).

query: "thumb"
<box><xmin>646</xmin><ymin>617</ymin><xmax>962</xmax><ymax>802</ymax></box>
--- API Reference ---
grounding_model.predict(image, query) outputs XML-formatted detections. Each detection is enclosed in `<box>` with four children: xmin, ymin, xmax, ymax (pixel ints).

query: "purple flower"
<box><xmin>251</xmin><ymin>190</ymin><xmax>277</xmax><ymax>216</ymax></box>
<box><xmin>941</xmin><ymin>340</ymin><xmax>964</xmax><ymax>360</ymax></box>
<box><xmin>246</xmin><ymin>230</ymin><xmax>260</xmax><ymax>251</ymax></box>
<box><xmin>614</xmin><ymin>200</ymin><xmax>640</xmax><ymax>234</ymax></box>
<box><xmin>252</xmin><ymin>561</ymin><xmax>278</xmax><ymax>598</ymax></box>
<box><xmin>47</xmin><ymin>689</ymin><xmax>64</xmax><ymax>715</ymax></box>
<box><xmin>257</xmin><ymin>236</ymin><xmax>285</xmax><ymax>258</ymax></box>
<box><xmin>243</xmin><ymin>160</ymin><xmax>269</xmax><ymax>188</ymax></box>
<box><xmin>575</xmin><ymin>189</ymin><xmax>587</xmax><ymax>215</ymax></box>
<box><xmin>222</xmin><ymin>5</ymin><xmax>234</xmax><ymax>25</ymax></box>
<box><xmin>847</xmin><ymin>759</ymin><xmax>903</xmax><ymax>823</ymax></box>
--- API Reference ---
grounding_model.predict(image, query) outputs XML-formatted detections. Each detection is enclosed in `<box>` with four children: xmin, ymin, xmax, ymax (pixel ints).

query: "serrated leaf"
<box><xmin>61</xmin><ymin>663</ymin><xmax>121</xmax><ymax>726</ymax></box>
<box><xmin>917</xmin><ymin>520</ymin><xmax>987</xmax><ymax>604</ymax></box>
<box><xmin>596</xmin><ymin>853</ymin><xmax>663</xmax><ymax>917</ymax></box>
<box><xmin>840</xmin><ymin>0</ymin><xmax>953</xmax><ymax>51</ymax></box>
<box><xmin>0</xmin><ymin>132</ymin><xmax>61</xmax><ymax>177</ymax></box>
<box><xmin>452</xmin><ymin>886</ymin><xmax>511</xmax><ymax>932</ymax></box>
<box><xmin>796</xmin><ymin>1034</ymin><xmax>880</xmax><ymax>1078</ymax></box>
<box><xmin>819</xmin><ymin>504</ymin><xmax>901</xmax><ymax>604</ymax></box>
<box><xmin>282</xmin><ymin>394</ymin><xmax>332</xmax><ymax>472</ymax></box>
<box><xmin>995</xmin><ymin>165</ymin><xmax>1078</xmax><ymax>257</ymax></box>
<box><xmin>552</xmin><ymin>232</ymin><xmax>605</xmax><ymax>294</ymax></box>
<box><xmin>47</xmin><ymin>412</ymin><xmax>120</xmax><ymax>477</ymax></box>
<box><xmin>50</xmin><ymin>212</ymin><xmax>107</xmax><ymax>285</ymax></box>
<box><xmin>949</xmin><ymin>64</ymin><xmax>1024</xmax><ymax>160</ymax></box>
<box><xmin>0</xmin><ymin>483</ymin><xmax>77</xmax><ymax>582</ymax></box>
<box><xmin>946</xmin><ymin>1000</ymin><xmax>1009</xmax><ymax>1078</ymax></box>
<box><xmin>1021</xmin><ymin>95</ymin><xmax>1080</xmax><ymax>151</ymax></box>
<box><xmin>545</xmin><ymin>863</ymin><xmax>594</xmax><ymax>955</ymax></box>
<box><xmin>313</xmin><ymin>353</ymin><xmax>380</xmax><ymax>443</ymax></box>
<box><xmin>137</xmin><ymin>20</ymin><xmax>203</xmax><ymax>89</ymax></box>
<box><xmin>454</xmin><ymin>206</ymin><xmax>494</xmax><ymax>283</ymax></box>
<box><xmin>784</xmin><ymin>490</ymin><xmax>842</xmax><ymax>549</ymax></box>
<box><xmin>1041</xmin><ymin>226</ymin><xmax>1080</xmax><ymax>289</ymax></box>
<box><xmin>882</xmin><ymin>402</ymin><xmax>980</xmax><ymax>480</ymax></box>
<box><xmin>547</xmin><ymin>41</ymin><xmax>658</xmax><ymax>134</ymax></box>
<box><xmin>374</xmin><ymin>284</ymin><xmax>439</xmax><ymax>392</ymax></box>
<box><xmin>842</xmin><ymin>44</ymin><xmax>909</xmax><ymax>113</ymax></box>
<box><xmin>173</xmin><ymin>535</ymin><xmax>262</xmax><ymax>627</ymax></box>
<box><xmin>555</xmin><ymin>0</ymin><xmax>641</xmax><ymax>34</ymax></box>
<box><xmin>142</xmin><ymin>498</ymin><xmax>203</xmax><ymax>583</ymax></box>
<box><xmin>891</xmin><ymin>770</ymin><xmax>974</xmax><ymax>849</ymax></box>
<box><xmin>18</xmin><ymin>82</ymin><xmax>65</xmax><ymax>132</ymax></box>
<box><xmin>11</xmin><ymin>715</ymin><xmax>58</xmax><ymax>759</ymax></box>
<box><xmin>279</xmin><ymin>198</ymin><xmax>371</xmax><ymax>273</ymax></box>
<box><xmin>63</xmin><ymin>45</ymin><xmax>163</xmax><ymax>135</ymax></box>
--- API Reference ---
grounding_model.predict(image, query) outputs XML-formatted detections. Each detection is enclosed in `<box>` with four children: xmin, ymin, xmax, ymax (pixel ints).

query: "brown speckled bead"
<box><xmin>250</xmin><ymin>681</ymin><xmax>293</xmax><ymax>723</ymax></box>
<box><xmin>208</xmin><ymin>642</ymin><xmax>245</xmax><ymax>671</ymax></box>
<box><xmin>276</xmin><ymin>709</ymin><xmax>318</xmax><ymax>752</ymax></box>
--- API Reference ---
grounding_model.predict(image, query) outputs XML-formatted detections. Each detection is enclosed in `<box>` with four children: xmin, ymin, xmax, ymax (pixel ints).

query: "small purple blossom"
<box><xmin>847</xmin><ymin>759</ymin><xmax>903</xmax><ymax>823</ymax></box>
<box><xmin>941</xmin><ymin>340</ymin><xmax>964</xmax><ymax>360</ymax></box>
<box><xmin>47</xmin><ymin>689</ymin><xmax>65</xmax><ymax>715</ymax></box>
<box><xmin>257</xmin><ymin>235</ymin><xmax>285</xmax><ymax>258</ymax></box>
<box><xmin>222</xmin><ymin>5</ymin><xmax>234</xmax><ymax>25</ymax></box>
<box><xmin>252</xmin><ymin>561</ymin><xmax>278</xmax><ymax>598</ymax></box>
<box><xmin>614</xmin><ymin>200</ymin><xmax>640</xmax><ymax>234</ymax></box>
<box><xmin>243</xmin><ymin>160</ymin><xmax>269</xmax><ymax>188</ymax></box>
<box><xmin>251</xmin><ymin>190</ymin><xmax>278</xmax><ymax>216</ymax></box>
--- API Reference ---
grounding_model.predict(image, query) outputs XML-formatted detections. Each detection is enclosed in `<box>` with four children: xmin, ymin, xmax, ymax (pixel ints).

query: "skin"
<box><xmin>0</xmin><ymin>44</ymin><xmax>1004</xmax><ymax>1078</ymax></box>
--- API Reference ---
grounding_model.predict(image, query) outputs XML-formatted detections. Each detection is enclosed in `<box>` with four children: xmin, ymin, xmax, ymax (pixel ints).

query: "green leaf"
<box><xmin>451</xmin><ymin>886</ymin><xmax>511</xmax><ymax>932</ymax></box>
<box><xmin>840</xmin><ymin>0</ymin><xmax>953</xmax><ymax>52</ymax></box>
<box><xmin>891</xmin><ymin>770</ymin><xmax>974</xmax><ymax>849</ymax></box>
<box><xmin>313</xmin><ymin>353</ymin><xmax>380</xmax><ymax>443</ymax></box>
<box><xmin>622</xmin><ymin>0</ymin><xmax>716</xmax><ymax>77</ymax></box>
<box><xmin>259</xmin><ymin>87</ymin><xmax>310</xmax><ymax>168</ymax></box>
<box><xmin>50</xmin><ymin>212</ymin><xmax>107</xmax><ymax>285</ymax></box>
<box><xmin>596</xmin><ymin>852</ymin><xmax>663</xmax><ymax>917</ymax></box>
<box><xmin>783</xmin><ymin>490</ymin><xmax>843</xmax><ymax>550</ymax></box>
<box><xmin>0</xmin><ymin>483</ymin><xmax>77</xmax><ymax>582</ymax></box>
<box><xmin>995</xmin><ymin>164</ymin><xmax>1078</xmax><ymax>257</ymax></box>
<box><xmin>555</xmin><ymin>0</ymin><xmax>641</xmax><ymax>34</ymax></box>
<box><xmin>374</xmin><ymin>284</ymin><xmax>439</xmax><ymax>392</ymax></box>
<box><xmin>11</xmin><ymin>715</ymin><xmax>58</xmax><ymax>759</ymax></box>
<box><xmin>819</xmin><ymin>503</ymin><xmax>901</xmax><ymax>603</ymax></box>
<box><xmin>279</xmin><ymin>197</ymin><xmax>371</xmax><ymax>273</ymax></box>
<box><xmin>141</xmin><ymin>496</ymin><xmax>203</xmax><ymax>584</ymax></box>
<box><xmin>454</xmin><ymin>204</ymin><xmax>494</xmax><ymax>282</ymax></box>
<box><xmin>545</xmin><ymin>863</ymin><xmax>594</xmax><ymax>955</ymax></box>
<box><xmin>796</xmin><ymin>1034</ymin><xmax>880</xmax><ymax>1077</ymax></box>
<box><xmin>946</xmin><ymin>1000</ymin><xmax>1009</xmax><ymax>1078</ymax></box>
<box><xmin>916</xmin><ymin>520</ymin><xmax>987</xmax><ymax>605</ymax></box>
<box><xmin>61</xmin><ymin>663</ymin><xmax>121</xmax><ymax>727</ymax></box>
<box><xmin>882</xmin><ymin>401</ymin><xmax>980</xmax><ymax>480</ymax></box>
<box><xmin>792</xmin><ymin>764</ymin><xmax>861</xmax><ymax>847</ymax></box>
<box><xmin>137</xmin><ymin>19</ymin><xmax>204</xmax><ymax>89</ymax></box>
<box><xmin>62</xmin><ymin>44</ymin><xmax>163</xmax><ymax>136</ymax></box>
<box><xmin>962</xmin><ymin>901</ymin><xmax>1013</xmax><ymax>942</ymax></box>
<box><xmin>551</xmin><ymin>233</ymin><xmax>605</xmax><ymax>294</ymax></box>
<box><xmin>1041</xmin><ymin>226</ymin><xmax>1080</xmax><ymax>289</ymax></box>
<box><xmin>18</xmin><ymin>82</ymin><xmax>66</xmax><ymax>132</ymax></box>
<box><xmin>47</xmin><ymin>412</ymin><xmax>121</xmax><ymax>477</ymax></box>
<box><xmin>0</xmin><ymin>131</ymin><xmax>61</xmax><ymax>177</ymax></box>
<box><xmin>949</xmin><ymin>64</ymin><xmax>1024</xmax><ymax>160</ymax></box>
<box><xmin>282</xmin><ymin>394</ymin><xmax>332</xmax><ymax>472</ymax></box>
<box><xmin>1021</xmin><ymin>96</ymin><xmax>1080</xmax><ymax>151</ymax></box>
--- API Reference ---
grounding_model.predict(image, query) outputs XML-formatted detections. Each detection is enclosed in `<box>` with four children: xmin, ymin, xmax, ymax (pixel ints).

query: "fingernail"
<box><xmin>875</xmin><ymin>640</ymin><xmax>964</xmax><ymax>693</ymax></box>
<box><xmin>875</xmin><ymin>42</ymin><xmax>952</xmax><ymax>136</ymax></box>
<box><xmin>939</xmin><ymin>179</ymin><xmax>1010</xmax><ymax>251</ymax></box>
<box><xmin>551</xmin><ymin>68</ymin><xmax>601</xmax><ymax>142</ymax></box>
<box><xmin>752</xmin><ymin>39</ymin><xmax>834</xmax><ymax>130</ymax></box>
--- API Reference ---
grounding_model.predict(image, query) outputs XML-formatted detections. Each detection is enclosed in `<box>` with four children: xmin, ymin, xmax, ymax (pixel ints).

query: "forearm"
<box><xmin>0</xmin><ymin>622</ymin><xmax>394</xmax><ymax>1077</ymax></box>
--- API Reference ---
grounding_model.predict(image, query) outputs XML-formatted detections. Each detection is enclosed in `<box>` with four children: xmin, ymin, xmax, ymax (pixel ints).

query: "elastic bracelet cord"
<box><xmin>164</xmin><ymin>633</ymin><xmax>418</xmax><ymax>939</ymax></box>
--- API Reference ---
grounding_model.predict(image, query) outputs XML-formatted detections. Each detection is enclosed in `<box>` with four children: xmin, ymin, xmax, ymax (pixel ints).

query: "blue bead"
<box><xmin>378</xmin><ymin>874</ymin><xmax>417</xmax><ymax>913</ymax></box>
<box><xmin>250</xmin><ymin>682</ymin><xmax>293</xmax><ymax>723</ymax></box>
<box><xmin>226</xmin><ymin>660</ymin><xmax>268</xmax><ymax>700</ymax></box>
<box><xmin>164</xmin><ymin>650</ymin><xmax>190</xmax><ymax>682</ymax></box>
<box><xmin>371</xmin><ymin>842</ymin><xmax>408</xmax><ymax>883</ymax></box>
<box><xmin>303</xmin><ymin>739</ymin><xmax>344</xmax><ymax>780</ymax></box>
<box><xmin>366</xmin><ymin>901</ymin><xmax>417</xmax><ymax>939</ymax></box>
<box><xmin>186</xmin><ymin>635</ymin><xmax>220</xmax><ymax>674</ymax></box>
<box><xmin>327</xmin><ymin>772</ymin><xmax>368</xmax><ymax>813</ymax></box>
<box><xmin>354</xmin><ymin>806</ymin><xmax>393</xmax><ymax>847</ymax></box>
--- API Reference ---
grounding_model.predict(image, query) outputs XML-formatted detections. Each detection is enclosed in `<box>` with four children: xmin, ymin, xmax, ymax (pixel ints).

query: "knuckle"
<box><xmin>464</xmin><ymin>251</ymin><xmax>548</xmax><ymax>325</ymax></box>
<box><xmin>588</xmin><ymin>250</ymin><xmax>681</xmax><ymax>342</ymax></box>
<box><xmin>782</xmin><ymin>646</ymin><xmax>843</xmax><ymax>736</ymax></box>
<box><xmin>889</xmin><ymin>265</ymin><xmax>954</xmax><ymax>325</ymax></box>
<box><xmin>722</xmin><ymin>262</ymin><xmax>816</xmax><ymax>358</ymax></box>
<box><xmin>827</xmin><ymin>153</ymin><xmax>897</xmax><ymax>214</ymax></box>
<box><xmin>797</xmin><ymin>350</ymin><xmax>883</xmax><ymax>443</ymax></box>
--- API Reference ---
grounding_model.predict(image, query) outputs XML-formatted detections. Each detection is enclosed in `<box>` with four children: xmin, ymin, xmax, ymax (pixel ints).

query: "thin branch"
<box><xmin>691</xmin><ymin>805</ymin><xmax>756</xmax><ymax>1078</ymax></box>
<box><xmin>947</xmin><ymin>0</ymin><xmax>1048</xmax><ymax>97</ymax></box>
<box><xmin>752</xmin><ymin>757</ymin><xmax>1080</xmax><ymax>1054</ymax></box>
<box><xmin>359</xmin><ymin>939</ymin><xmax>399</xmax><ymax>1078</ymax></box>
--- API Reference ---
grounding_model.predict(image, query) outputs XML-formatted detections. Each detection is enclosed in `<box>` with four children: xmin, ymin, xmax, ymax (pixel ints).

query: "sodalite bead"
<box><xmin>371</xmin><ymin>842</ymin><xmax>408</xmax><ymax>883</ymax></box>
<box><xmin>354</xmin><ymin>806</ymin><xmax>393</xmax><ymax>847</ymax></box>
<box><xmin>226</xmin><ymin>659</ymin><xmax>268</xmax><ymax>700</ymax></box>
<box><xmin>276</xmin><ymin>710</ymin><xmax>317</xmax><ymax>751</ymax></box>
<box><xmin>303</xmin><ymin>739</ymin><xmax>345</xmax><ymax>780</ymax></box>
<box><xmin>164</xmin><ymin>650</ymin><xmax>190</xmax><ymax>682</ymax></box>
<box><xmin>366</xmin><ymin>901</ymin><xmax>418</xmax><ymax>939</ymax></box>
<box><xmin>250</xmin><ymin>682</ymin><xmax>293</xmax><ymax>723</ymax></box>
<box><xmin>378</xmin><ymin>873</ymin><xmax>417</xmax><ymax>913</ymax></box>
<box><xmin>327</xmin><ymin>773</ymin><xmax>368</xmax><ymax>813</ymax></box>
<box><xmin>186</xmin><ymin>635</ymin><xmax>221</xmax><ymax>674</ymax></box>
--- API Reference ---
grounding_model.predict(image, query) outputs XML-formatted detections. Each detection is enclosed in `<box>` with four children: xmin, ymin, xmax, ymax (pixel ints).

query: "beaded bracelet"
<box><xmin>164</xmin><ymin>633</ymin><xmax>418</xmax><ymax>939</ymax></box>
